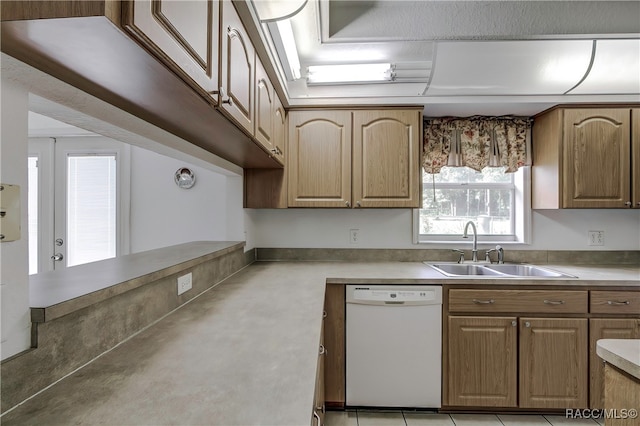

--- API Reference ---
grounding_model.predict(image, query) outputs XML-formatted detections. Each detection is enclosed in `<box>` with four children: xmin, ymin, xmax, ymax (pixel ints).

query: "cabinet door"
<box><xmin>632</xmin><ymin>108</ymin><xmax>640</xmax><ymax>208</ymax></box>
<box><xmin>288</xmin><ymin>110</ymin><xmax>352</xmax><ymax>207</ymax></box>
<box><xmin>352</xmin><ymin>110</ymin><xmax>421</xmax><ymax>208</ymax></box>
<box><xmin>324</xmin><ymin>284</ymin><xmax>345</xmax><ymax>408</ymax></box>
<box><xmin>562</xmin><ymin>109</ymin><xmax>631</xmax><ymax>208</ymax></box>
<box><xmin>220</xmin><ymin>0</ymin><xmax>254</xmax><ymax>134</ymax></box>
<box><xmin>254</xmin><ymin>57</ymin><xmax>275</xmax><ymax>153</ymax></box>
<box><xmin>589</xmin><ymin>318</ymin><xmax>640</xmax><ymax>408</ymax></box>
<box><xmin>447</xmin><ymin>316</ymin><xmax>518</xmax><ymax>407</ymax></box>
<box><xmin>314</xmin><ymin>321</ymin><xmax>326</xmax><ymax>426</ymax></box>
<box><xmin>123</xmin><ymin>0</ymin><xmax>219</xmax><ymax>102</ymax></box>
<box><xmin>519</xmin><ymin>318</ymin><xmax>588</xmax><ymax>408</ymax></box>
<box><xmin>273</xmin><ymin>95</ymin><xmax>286</xmax><ymax>165</ymax></box>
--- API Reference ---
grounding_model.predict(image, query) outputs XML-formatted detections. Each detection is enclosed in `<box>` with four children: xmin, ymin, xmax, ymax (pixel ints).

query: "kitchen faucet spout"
<box><xmin>463</xmin><ymin>221</ymin><xmax>478</xmax><ymax>262</ymax></box>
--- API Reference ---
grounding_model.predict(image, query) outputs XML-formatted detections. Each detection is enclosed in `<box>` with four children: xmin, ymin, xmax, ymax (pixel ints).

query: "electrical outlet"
<box><xmin>588</xmin><ymin>231</ymin><xmax>604</xmax><ymax>246</ymax></box>
<box><xmin>349</xmin><ymin>229</ymin><xmax>360</xmax><ymax>245</ymax></box>
<box><xmin>177</xmin><ymin>272</ymin><xmax>193</xmax><ymax>295</ymax></box>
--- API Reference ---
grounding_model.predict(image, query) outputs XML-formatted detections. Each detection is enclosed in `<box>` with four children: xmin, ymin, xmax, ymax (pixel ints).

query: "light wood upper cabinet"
<box><xmin>123</xmin><ymin>0</ymin><xmax>220</xmax><ymax>104</ymax></box>
<box><xmin>288</xmin><ymin>110</ymin><xmax>352</xmax><ymax>208</ymax></box>
<box><xmin>272</xmin><ymin>94</ymin><xmax>287</xmax><ymax>165</ymax></box>
<box><xmin>533</xmin><ymin>107</ymin><xmax>638</xmax><ymax>209</ymax></box>
<box><xmin>220</xmin><ymin>0</ymin><xmax>254</xmax><ymax>134</ymax></box>
<box><xmin>287</xmin><ymin>108</ymin><xmax>421</xmax><ymax>208</ymax></box>
<box><xmin>519</xmin><ymin>318</ymin><xmax>588</xmax><ymax>409</ymax></box>
<box><xmin>254</xmin><ymin>57</ymin><xmax>275</xmax><ymax>154</ymax></box>
<box><xmin>448</xmin><ymin>316</ymin><xmax>518</xmax><ymax>407</ymax></box>
<box><xmin>589</xmin><ymin>318</ymin><xmax>640</xmax><ymax>409</ymax></box>
<box><xmin>352</xmin><ymin>110</ymin><xmax>421</xmax><ymax>208</ymax></box>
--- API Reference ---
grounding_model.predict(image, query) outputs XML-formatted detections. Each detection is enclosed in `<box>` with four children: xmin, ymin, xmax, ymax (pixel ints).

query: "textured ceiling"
<box><xmin>326</xmin><ymin>1</ymin><xmax>640</xmax><ymax>41</ymax></box>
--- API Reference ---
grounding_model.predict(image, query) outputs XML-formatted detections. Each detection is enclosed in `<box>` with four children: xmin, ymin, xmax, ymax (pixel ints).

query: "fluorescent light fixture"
<box><xmin>275</xmin><ymin>19</ymin><xmax>301</xmax><ymax>80</ymax></box>
<box><xmin>307</xmin><ymin>63</ymin><xmax>393</xmax><ymax>85</ymax></box>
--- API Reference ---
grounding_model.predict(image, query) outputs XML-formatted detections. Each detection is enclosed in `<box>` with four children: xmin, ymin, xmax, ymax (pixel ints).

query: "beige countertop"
<box><xmin>3</xmin><ymin>260</ymin><xmax>639</xmax><ymax>425</ymax></box>
<box><xmin>597</xmin><ymin>339</ymin><xmax>640</xmax><ymax>380</ymax></box>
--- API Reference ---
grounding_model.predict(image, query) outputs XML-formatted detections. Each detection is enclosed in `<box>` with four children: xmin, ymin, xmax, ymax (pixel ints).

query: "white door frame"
<box><xmin>28</xmin><ymin>136</ymin><xmax>130</xmax><ymax>272</ymax></box>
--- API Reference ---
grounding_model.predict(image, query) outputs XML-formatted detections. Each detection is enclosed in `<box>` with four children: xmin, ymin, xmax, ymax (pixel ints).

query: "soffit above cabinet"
<box><xmin>248</xmin><ymin>0</ymin><xmax>640</xmax><ymax>116</ymax></box>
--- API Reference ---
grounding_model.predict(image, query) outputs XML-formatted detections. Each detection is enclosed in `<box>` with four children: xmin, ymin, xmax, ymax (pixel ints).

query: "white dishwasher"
<box><xmin>346</xmin><ymin>285</ymin><xmax>442</xmax><ymax>408</ymax></box>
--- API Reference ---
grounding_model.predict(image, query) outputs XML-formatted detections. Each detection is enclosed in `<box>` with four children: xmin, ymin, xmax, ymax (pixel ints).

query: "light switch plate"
<box><xmin>0</xmin><ymin>184</ymin><xmax>21</xmax><ymax>242</ymax></box>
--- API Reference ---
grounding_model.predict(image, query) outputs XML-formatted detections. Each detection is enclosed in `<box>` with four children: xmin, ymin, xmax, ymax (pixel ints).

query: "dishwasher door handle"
<box><xmin>384</xmin><ymin>301</ymin><xmax>405</xmax><ymax>305</ymax></box>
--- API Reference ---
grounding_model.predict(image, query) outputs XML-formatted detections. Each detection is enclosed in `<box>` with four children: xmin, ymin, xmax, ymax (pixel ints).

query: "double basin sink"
<box><xmin>425</xmin><ymin>263</ymin><xmax>576</xmax><ymax>278</ymax></box>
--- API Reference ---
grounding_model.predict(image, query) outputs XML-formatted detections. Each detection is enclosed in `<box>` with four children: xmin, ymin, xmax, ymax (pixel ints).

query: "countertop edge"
<box><xmin>30</xmin><ymin>241</ymin><xmax>245</xmax><ymax>323</ymax></box>
<box><xmin>596</xmin><ymin>339</ymin><xmax>640</xmax><ymax>380</ymax></box>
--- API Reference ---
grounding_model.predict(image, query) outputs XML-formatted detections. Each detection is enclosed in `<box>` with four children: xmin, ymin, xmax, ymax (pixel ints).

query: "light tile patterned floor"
<box><xmin>325</xmin><ymin>410</ymin><xmax>603</xmax><ymax>426</ymax></box>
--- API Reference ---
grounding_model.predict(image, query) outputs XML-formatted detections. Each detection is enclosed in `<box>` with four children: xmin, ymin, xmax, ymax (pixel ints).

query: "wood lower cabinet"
<box><xmin>448</xmin><ymin>316</ymin><xmax>518</xmax><ymax>407</ymax></box>
<box><xmin>123</xmin><ymin>0</ymin><xmax>220</xmax><ymax>103</ymax></box>
<box><xmin>589</xmin><ymin>318</ymin><xmax>640</xmax><ymax>408</ymax></box>
<box><xmin>313</xmin><ymin>320</ymin><xmax>326</xmax><ymax>426</ymax></box>
<box><xmin>604</xmin><ymin>364</ymin><xmax>640</xmax><ymax>426</ymax></box>
<box><xmin>519</xmin><ymin>318</ymin><xmax>588</xmax><ymax>409</ymax></box>
<box><xmin>632</xmin><ymin>108</ymin><xmax>640</xmax><ymax>208</ymax></box>
<box><xmin>323</xmin><ymin>284</ymin><xmax>345</xmax><ymax>408</ymax></box>
<box><xmin>533</xmin><ymin>106</ymin><xmax>638</xmax><ymax>209</ymax></box>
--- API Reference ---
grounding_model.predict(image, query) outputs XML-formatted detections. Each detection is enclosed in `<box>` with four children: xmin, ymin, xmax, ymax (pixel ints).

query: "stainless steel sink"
<box><xmin>425</xmin><ymin>263</ymin><xmax>576</xmax><ymax>278</ymax></box>
<box><xmin>427</xmin><ymin>263</ymin><xmax>505</xmax><ymax>277</ymax></box>
<box><xmin>484</xmin><ymin>264</ymin><xmax>570</xmax><ymax>277</ymax></box>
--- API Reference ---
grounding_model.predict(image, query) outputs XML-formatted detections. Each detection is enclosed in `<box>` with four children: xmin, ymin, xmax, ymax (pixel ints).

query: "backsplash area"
<box><xmin>256</xmin><ymin>248</ymin><xmax>639</xmax><ymax>265</ymax></box>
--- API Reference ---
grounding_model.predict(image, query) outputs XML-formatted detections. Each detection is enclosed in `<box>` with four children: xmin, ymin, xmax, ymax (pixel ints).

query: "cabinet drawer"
<box><xmin>449</xmin><ymin>289</ymin><xmax>588</xmax><ymax>314</ymax></box>
<box><xmin>590</xmin><ymin>291</ymin><xmax>640</xmax><ymax>314</ymax></box>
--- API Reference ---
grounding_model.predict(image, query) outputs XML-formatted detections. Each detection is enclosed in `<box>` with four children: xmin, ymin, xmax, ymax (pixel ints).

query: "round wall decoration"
<box><xmin>174</xmin><ymin>167</ymin><xmax>196</xmax><ymax>189</ymax></box>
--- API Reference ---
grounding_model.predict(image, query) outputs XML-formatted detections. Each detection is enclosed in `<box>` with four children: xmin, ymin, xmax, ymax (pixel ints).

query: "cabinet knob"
<box><xmin>345</xmin><ymin>201</ymin><xmax>351</xmax><ymax>207</ymax></box>
<box><xmin>625</xmin><ymin>201</ymin><xmax>632</xmax><ymax>206</ymax></box>
<box><xmin>319</xmin><ymin>345</ymin><xmax>326</xmax><ymax>355</ymax></box>
<box><xmin>636</xmin><ymin>201</ymin><xmax>640</xmax><ymax>206</ymax></box>
<box><xmin>356</xmin><ymin>201</ymin><xmax>361</xmax><ymax>207</ymax></box>
<box><xmin>524</xmin><ymin>321</ymin><xmax>531</xmax><ymax>328</ymax></box>
<box><xmin>511</xmin><ymin>320</ymin><xmax>517</xmax><ymax>327</ymax></box>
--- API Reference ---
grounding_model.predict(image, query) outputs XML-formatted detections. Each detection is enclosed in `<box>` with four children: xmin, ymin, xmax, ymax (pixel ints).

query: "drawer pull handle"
<box><xmin>319</xmin><ymin>345</ymin><xmax>326</xmax><ymax>356</ymax></box>
<box><xmin>472</xmin><ymin>299</ymin><xmax>495</xmax><ymax>305</ymax></box>
<box><xmin>543</xmin><ymin>299</ymin><xmax>565</xmax><ymax>305</ymax></box>
<box><xmin>607</xmin><ymin>300</ymin><xmax>630</xmax><ymax>306</ymax></box>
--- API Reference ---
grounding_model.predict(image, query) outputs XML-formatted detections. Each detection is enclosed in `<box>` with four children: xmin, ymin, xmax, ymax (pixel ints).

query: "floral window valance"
<box><xmin>423</xmin><ymin>116</ymin><xmax>532</xmax><ymax>174</ymax></box>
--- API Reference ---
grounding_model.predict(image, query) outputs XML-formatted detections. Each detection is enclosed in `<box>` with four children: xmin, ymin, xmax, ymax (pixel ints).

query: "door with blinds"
<box><xmin>28</xmin><ymin>137</ymin><xmax>129</xmax><ymax>273</ymax></box>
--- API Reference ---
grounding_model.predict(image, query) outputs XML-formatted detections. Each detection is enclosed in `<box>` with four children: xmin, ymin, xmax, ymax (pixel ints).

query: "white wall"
<box><xmin>248</xmin><ymin>208</ymin><xmax>640</xmax><ymax>250</ymax></box>
<box><xmin>129</xmin><ymin>146</ymin><xmax>244</xmax><ymax>253</ymax></box>
<box><xmin>1</xmin><ymin>78</ymin><xmax>31</xmax><ymax>360</ymax></box>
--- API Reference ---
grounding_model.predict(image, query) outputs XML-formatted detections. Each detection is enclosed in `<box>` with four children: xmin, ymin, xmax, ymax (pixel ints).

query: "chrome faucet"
<box><xmin>463</xmin><ymin>221</ymin><xmax>478</xmax><ymax>262</ymax></box>
<box><xmin>485</xmin><ymin>245</ymin><xmax>505</xmax><ymax>264</ymax></box>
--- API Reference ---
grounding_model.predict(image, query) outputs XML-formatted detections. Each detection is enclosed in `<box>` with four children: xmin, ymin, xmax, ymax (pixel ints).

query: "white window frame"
<box><xmin>413</xmin><ymin>166</ymin><xmax>531</xmax><ymax>245</ymax></box>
